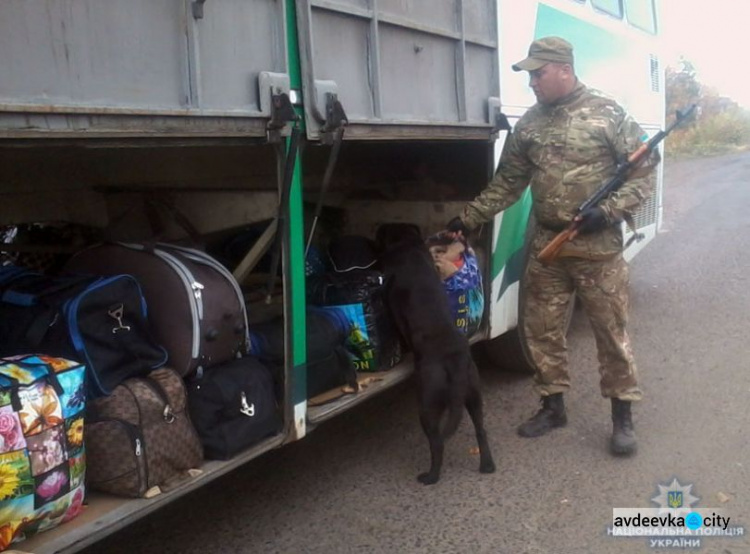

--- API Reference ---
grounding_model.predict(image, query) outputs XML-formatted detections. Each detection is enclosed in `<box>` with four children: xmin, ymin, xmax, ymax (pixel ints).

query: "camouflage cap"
<box><xmin>512</xmin><ymin>36</ymin><xmax>574</xmax><ymax>72</ymax></box>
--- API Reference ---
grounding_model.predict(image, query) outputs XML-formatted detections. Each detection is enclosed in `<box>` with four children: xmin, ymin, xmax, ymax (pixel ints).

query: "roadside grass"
<box><xmin>665</xmin><ymin>109</ymin><xmax>750</xmax><ymax>159</ymax></box>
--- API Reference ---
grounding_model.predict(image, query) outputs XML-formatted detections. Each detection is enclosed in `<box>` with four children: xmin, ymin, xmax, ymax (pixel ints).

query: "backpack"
<box><xmin>0</xmin><ymin>355</ymin><xmax>87</xmax><ymax>550</ymax></box>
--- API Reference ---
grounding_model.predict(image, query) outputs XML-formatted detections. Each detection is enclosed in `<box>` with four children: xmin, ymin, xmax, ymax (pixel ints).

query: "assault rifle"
<box><xmin>537</xmin><ymin>104</ymin><xmax>696</xmax><ymax>265</ymax></box>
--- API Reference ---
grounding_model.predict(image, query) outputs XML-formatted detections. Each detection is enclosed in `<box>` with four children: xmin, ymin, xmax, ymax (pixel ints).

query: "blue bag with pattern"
<box><xmin>426</xmin><ymin>234</ymin><xmax>484</xmax><ymax>336</ymax></box>
<box><xmin>0</xmin><ymin>355</ymin><xmax>86</xmax><ymax>550</ymax></box>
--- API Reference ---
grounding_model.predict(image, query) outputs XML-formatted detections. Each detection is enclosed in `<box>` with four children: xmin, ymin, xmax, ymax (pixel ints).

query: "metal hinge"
<box><xmin>260</xmin><ymin>72</ymin><xmax>296</xmax><ymax>143</ymax></box>
<box><xmin>320</xmin><ymin>93</ymin><xmax>348</xmax><ymax>145</ymax></box>
<box><xmin>314</xmin><ymin>80</ymin><xmax>348</xmax><ymax>144</ymax></box>
<box><xmin>488</xmin><ymin>97</ymin><xmax>512</xmax><ymax>138</ymax></box>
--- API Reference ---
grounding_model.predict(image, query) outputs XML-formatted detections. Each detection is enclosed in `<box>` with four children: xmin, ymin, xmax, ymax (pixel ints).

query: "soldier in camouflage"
<box><xmin>447</xmin><ymin>37</ymin><xmax>659</xmax><ymax>456</ymax></box>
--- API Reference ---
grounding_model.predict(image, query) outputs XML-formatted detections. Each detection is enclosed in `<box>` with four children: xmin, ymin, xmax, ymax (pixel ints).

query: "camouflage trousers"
<box><xmin>521</xmin><ymin>250</ymin><xmax>642</xmax><ymax>401</ymax></box>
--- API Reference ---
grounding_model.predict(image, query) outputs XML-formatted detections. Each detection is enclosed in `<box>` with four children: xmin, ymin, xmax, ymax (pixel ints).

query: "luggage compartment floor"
<box><xmin>12</xmin><ymin>433</ymin><xmax>286</xmax><ymax>554</ymax></box>
<box><xmin>306</xmin><ymin>355</ymin><xmax>414</xmax><ymax>426</ymax></box>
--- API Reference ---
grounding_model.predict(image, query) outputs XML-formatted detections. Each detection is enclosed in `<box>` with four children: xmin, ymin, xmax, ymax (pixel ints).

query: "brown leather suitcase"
<box><xmin>66</xmin><ymin>243</ymin><xmax>249</xmax><ymax>376</ymax></box>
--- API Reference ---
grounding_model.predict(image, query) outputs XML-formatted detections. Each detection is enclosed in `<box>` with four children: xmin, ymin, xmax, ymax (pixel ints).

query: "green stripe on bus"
<box><xmin>535</xmin><ymin>4</ymin><xmax>628</xmax><ymax>77</ymax></box>
<box><xmin>491</xmin><ymin>189</ymin><xmax>532</xmax><ymax>282</ymax></box>
<box><xmin>286</xmin><ymin>0</ymin><xmax>307</xmax><ymax>404</ymax></box>
<box><xmin>285</xmin><ymin>0</ymin><xmax>302</xmax><ymax>90</ymax></box>
<box><xmin>289</xmin><ymin>148</ymin><xmax>306</xmax><ymax>359</ymax></box>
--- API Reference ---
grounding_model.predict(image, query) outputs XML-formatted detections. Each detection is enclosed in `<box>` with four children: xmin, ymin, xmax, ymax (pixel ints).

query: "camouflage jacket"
<box><xmin>461</xmin><ymin>81</ymin><xmax>660</xmax><ymax>259</ymax></box>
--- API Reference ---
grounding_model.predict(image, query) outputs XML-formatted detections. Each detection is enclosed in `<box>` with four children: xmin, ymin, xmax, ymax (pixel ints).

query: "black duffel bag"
<box><xmin>186</xmin><ymin>357</ymin><xmax>282</xmax><ymax>460</ymax></box>
<box><xmin>248</xmin><ymin>307</ymin><xmax>357</xmax><ymax>399</ymax></box>
<box><xmin>0</xmin><ymin>266</ymin><xmax>167</xmax><ymax>398</ymax></box>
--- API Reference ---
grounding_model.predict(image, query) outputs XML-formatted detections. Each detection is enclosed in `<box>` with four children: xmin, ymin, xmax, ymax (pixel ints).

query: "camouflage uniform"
<box><xmin>461</xmin><ymin>81</ymin><xmax>659</xmax><ymax>401</ymax></box>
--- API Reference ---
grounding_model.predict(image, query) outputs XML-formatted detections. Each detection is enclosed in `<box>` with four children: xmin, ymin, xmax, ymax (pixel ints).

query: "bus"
<box><xmin>0</xmin><ymin>0</ymin><xmax>663</xmax><ymax>551</ymax></box>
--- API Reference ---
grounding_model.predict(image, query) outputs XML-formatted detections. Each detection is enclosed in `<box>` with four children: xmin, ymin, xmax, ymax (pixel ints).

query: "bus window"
<box><xmin>625</xmin><ymin>0</ymin><xmax>657</xmax><ymax>33</ymax></box>
<box><xmin>591</xmin><ymin>0</ymin><xmax>623</xmax><ymax>18</ymax></box>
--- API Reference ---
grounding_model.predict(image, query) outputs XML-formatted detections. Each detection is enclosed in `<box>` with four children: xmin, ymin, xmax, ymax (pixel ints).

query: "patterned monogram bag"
<box><xmin>85</xmin><ymin>367</ymin><xmax>203</xmax><ymax>498</ymax></box>
<box><xmin>0</xmin><ymin>355</ymin><xmax>86</xmax><ymax>551</ymax></box>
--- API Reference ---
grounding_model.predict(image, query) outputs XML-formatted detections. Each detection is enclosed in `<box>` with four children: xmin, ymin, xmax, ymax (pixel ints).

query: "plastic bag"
<box><xmin>426</xmin><ymin>234</ymin><xmax>484</xmax><ymax>336</ymax></box>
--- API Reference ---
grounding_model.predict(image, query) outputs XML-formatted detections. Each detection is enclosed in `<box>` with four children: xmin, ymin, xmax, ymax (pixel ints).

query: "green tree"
<box><xmin>665</xmin><ymin>59</ymin><xmax>750</xmax><ymax>157</ymax></box>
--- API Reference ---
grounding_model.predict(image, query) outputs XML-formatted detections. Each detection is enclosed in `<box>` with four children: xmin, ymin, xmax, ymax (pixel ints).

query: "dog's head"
<box><xmin>376</xmin><ymin>223</ymin><xmax>423</xmax><ymax>252</ymax></box>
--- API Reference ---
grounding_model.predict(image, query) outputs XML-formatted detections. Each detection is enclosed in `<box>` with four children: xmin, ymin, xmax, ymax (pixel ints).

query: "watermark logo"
<box><xmin>651</xmin><ymin>478</ymin><xmax>699</xmax><ymax>514</ymax></box>
<box><xmin>685</xmin><ymin>512</ymin><xmax>703</xmax><ymax>531</ymax></box>
<box><xmin>607</xmin><ymin>478</ymin><xmax>745</xmax><ymax>550</ymax></box>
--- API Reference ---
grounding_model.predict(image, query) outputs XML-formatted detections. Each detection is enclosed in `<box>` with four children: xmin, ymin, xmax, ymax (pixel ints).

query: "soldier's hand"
<box><xmin>574</xmin><ymin>207</ymin><xmax>608</xmax><ymax>234</ymax></box>
<box><xmin>446</xmin><ymin>216</ymin><xmax>469</xmax><ymax>238</ymax></box>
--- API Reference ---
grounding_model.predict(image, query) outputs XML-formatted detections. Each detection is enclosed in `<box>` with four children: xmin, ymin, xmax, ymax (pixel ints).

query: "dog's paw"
<box><xmin>479</xmin><ymin>460</ymin><xmax>496</xmax><ymax>474</ymax></box>
<box><xmin>417</xmin><ymin>472</ymin><xmax>440</xmax><ymax>485</ymax></box>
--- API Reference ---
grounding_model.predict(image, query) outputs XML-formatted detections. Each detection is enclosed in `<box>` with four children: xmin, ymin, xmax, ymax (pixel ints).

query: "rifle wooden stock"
<box><xmin>537</xmin><ymin>225</ymin><xmax>579</xmax><ymax>265</ymax></box>
<box><xmin>626</xmin><ymin>142</ymin><xmax>649</xmax><ymax>164</ymax></box>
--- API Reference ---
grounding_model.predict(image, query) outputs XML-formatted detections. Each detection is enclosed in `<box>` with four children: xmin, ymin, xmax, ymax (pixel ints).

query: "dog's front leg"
<box><xmin>418</xmin><ymin>410</ymin><xmax>444</xmax><ymax>485</ymax></box>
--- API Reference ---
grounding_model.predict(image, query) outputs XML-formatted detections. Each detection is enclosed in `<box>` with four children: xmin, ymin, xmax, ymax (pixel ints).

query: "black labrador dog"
<box><xmin>376</xmin><ymin>223</ymin><xmax>495</xmax><ymax>485</ymax></box>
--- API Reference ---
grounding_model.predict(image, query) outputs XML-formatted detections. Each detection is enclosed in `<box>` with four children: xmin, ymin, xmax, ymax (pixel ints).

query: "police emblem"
<box><xmin>667</xmin><ymin>491</ymin><xmax>683</xmax><ymax>509</ymax></box>
<box><xmin>652</xmin><ymin>478</ymin><xmax>699</xmax><ymax>515</ymax></box>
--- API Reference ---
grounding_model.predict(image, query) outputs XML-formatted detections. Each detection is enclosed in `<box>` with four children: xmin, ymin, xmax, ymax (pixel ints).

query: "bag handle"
<box><xmin>143</xmin><ymin>197</ymin><xmax>205</xmax><ymax>250</ymax></box>
<box><xmin>137</xmin><ymin>373</ymin><xmax>178</xmax><ymax>423</ymax></box>
<box><xmin>4</xmin><ymin>359</ymin><xmax>65</xmax><ymax>395</ymax></box>
<box><xmin>0</xmin><ymin>373</ymin><xmax>24</xmax><ymax>411</ymax></box>
<box><xmin>0</xmin><ymin>358</ymin><xmax>65</xmax><ymax>409</ymax></box>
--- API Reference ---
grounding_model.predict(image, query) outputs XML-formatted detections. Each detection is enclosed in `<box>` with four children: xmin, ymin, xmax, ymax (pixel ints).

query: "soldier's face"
<box><xmin>528</xmin><ymin>63</ymin><xmax>574</xmax><ymax>105</ymax></box>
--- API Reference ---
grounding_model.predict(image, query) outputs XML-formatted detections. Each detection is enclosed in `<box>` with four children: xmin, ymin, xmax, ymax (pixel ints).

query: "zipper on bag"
<box><xmin>121</xmin><ymin>383</ymin><xmax>151</xmax><ymax>490</ymax></box>
<box><xmin>87</xmin><ymin>417</ymin><xmax>147</xmax><ymax>490</ymax></box>
<box><xmin>119</xmin><ymin>243</ymin><xmax>202</xmax><ymax>362</ymax></box>
<box><xmin>162</xmin><ymin>244</ymin><xmax>251</xmax><ymax>352</ymax></box>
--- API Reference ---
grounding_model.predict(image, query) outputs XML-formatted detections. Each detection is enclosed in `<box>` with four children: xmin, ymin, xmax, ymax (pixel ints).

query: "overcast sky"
<box><xmin>661</xmin><ymin>0</ymin><xmax>747</xmax><ymax>107</ymax></box>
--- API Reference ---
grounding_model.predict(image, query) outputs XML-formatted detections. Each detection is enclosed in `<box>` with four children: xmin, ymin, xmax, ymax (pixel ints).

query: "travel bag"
<box><xmin>0</xmin><ymin>355</ymin><xmax>87</xmax><ymax>550</ymax></box>
<box><xmin>248</xmin><ymin>307</ymin><xmax>357</xmax><ymax>399</ymax></box>
<box><xmin>66</xmin><ymin>243</ymin><xmax>250</xmax><ymax>376</ymax></box>
<box><xmin>426</xmin><ymin>233</ymin><xmax>485</xmax><ymax>336</ymax></box>
<box><xmin>187</xmin><ymin>357</ymin><xmax>282</xmax><ymax>460</ymax></box>
<box><xmin>0</xmin><ymin>267</ymin><xmax>167</xmax><ymax>398</ymax></box>
<box><xmin>85</xmin><ymin>367</ymin><xmax>203</xmax><ymax>498</ymax></box>
<box><xmin>307</xmin><ymin>270</ymin><xmax>402</xmax><ymax>372</ymax></box>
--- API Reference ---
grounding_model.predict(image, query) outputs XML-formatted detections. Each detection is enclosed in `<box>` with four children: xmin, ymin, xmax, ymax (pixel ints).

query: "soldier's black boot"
<box><xmin>610</xmin><ymin>398</ymin><xmax>637</xmax><ymax>455</ymax></box>
<box><xmin>517</xmin><ymin>393</ymin><xmax>567</xmax><ymax>437</ymax></box>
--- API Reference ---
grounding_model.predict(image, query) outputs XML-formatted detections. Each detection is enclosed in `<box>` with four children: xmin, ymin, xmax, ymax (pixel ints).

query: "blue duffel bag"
<box><xmin>0</xmin><ymin>267</ymin><xmax>167</xmax><ymax>398</ymax></box>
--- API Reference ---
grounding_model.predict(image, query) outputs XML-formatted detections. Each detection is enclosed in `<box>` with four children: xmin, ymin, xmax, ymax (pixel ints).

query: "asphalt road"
<box><xmin>81</xmin><ymin>152</ymin><xmax>750</xmax><ymax>554</ymax></box>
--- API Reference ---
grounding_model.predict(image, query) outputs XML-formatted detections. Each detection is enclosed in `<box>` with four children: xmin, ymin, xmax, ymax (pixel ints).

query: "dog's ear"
<box><xmin>376</xmin><ymin>223</ymin><xmax>423</xmax><ymax>250</ymax></box>
<box><xmin>376</xmin><ymin>224</ymin><xmax>399</xmax><ymax>250</ymax></box>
